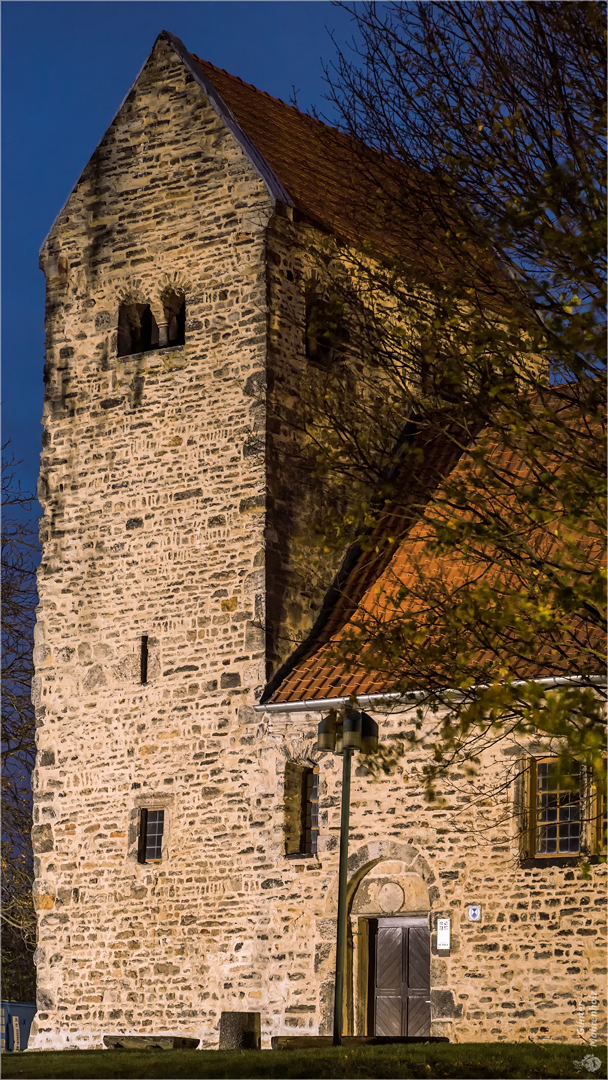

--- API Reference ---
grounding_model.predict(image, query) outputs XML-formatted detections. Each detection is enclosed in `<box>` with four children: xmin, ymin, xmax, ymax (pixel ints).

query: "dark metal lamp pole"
<box><xmin>333</xmin><ymin>744</ymin><xmax>352</xmax><ymax>1046</ymax></box>
<box><xmin>317</xmin><ymin>707</ymin><xmax>378</xmax><ymax>1047</ymax></box>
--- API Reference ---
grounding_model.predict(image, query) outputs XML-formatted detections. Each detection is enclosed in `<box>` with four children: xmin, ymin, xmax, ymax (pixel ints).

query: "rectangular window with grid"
<box><xmin>534</xmin><ymin>759</ymin><xmax>580</xmax><ymax>856</ymax></box>
<box><xmin>137</xmin><ymin>808</ymin><xmax>165</xmax><ymax>863</ymax></box>
<box><xmin>594</xmin><ymin>758</ymin><xmax>607</xmax><ymax>854</ymax></box>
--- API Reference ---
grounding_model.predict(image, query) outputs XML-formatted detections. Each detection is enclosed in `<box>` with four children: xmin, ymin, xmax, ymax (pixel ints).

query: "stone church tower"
<box><xmin>30</xmin><ymin>30</ymin><xmax>357</xmax><ymax>1050</ymax></box>
<box><xmin>30</xmin><ymin>32</ymin><xmax>605</xmax><ymax>1051</ymax></box>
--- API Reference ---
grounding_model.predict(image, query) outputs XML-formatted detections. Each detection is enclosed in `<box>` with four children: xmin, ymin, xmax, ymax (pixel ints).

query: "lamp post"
<box><xmin>317</xmin><ymin>707</ymin><xmax>379</xmax><ymax>1047</ymax></box>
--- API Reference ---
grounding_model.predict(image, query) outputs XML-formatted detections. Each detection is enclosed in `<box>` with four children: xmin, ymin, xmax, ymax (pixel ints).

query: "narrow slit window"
<box><xmin>117</xmin><ymin>302</ymin><xmax>159</xmax><ymax>358</ymax></box>
<box><xmin>140</xmin><ymin>635</ymin><xmax>148</xmax><ymax>685</ymax></box>
<box><xmin>138</xmin><ymin>808</ymin><xmax>165</xmax><ymax>863</ymax></box>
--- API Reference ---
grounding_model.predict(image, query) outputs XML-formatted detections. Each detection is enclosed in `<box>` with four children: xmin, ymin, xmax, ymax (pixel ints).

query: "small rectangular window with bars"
<box><xmin>534</xmin><ymin>759</ymin><xmax>580</xmax><ymax>856</ymax></box>
<box><xmin>284</xmin><ymin>762</ymin><xmax>319</xmax><ymax>856</ymax></box>
<box><xmin>300</xmin><ymin>767</ymin><xmax>319</xmax><ymax>856</ymax></box>
<box><xmin>593</xmin><ymin>758</ymin><xmax>607</xmax><ymax>854</ymax></box>
<box><xmin>138</xmin><ymin>808</ymin><xmax>165</xmax><ymax>863</ymax></box>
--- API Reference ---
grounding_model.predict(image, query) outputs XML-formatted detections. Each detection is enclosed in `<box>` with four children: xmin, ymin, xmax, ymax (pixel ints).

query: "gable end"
<box><xmin>160</xmin><ymin>31</ymin><xmax>294</xmax><ymax>207</ymax></box>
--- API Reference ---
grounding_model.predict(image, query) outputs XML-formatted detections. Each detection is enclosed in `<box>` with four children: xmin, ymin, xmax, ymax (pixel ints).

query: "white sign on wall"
<box><xmin>467</xmin><ymin>904</ymin><xmax>482</xmax><ymax>922</ymax></box>
<box><xmin>437</xmin><ymin>917</ymin><xmax>451</xmax><ymax>950</ymax></box>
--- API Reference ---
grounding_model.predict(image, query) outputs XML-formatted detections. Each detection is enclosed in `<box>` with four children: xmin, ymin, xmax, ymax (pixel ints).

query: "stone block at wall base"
<box><xmin>271</xmin><ymin>1035</ymin><xmax>450</xmax><ymax>1049</ymax></box>
<box><xmin>219</xmin><ymin>1012</ymin><xmax>261</xmax><ymax>1050</ymax></box>
<box><xmin>103</xmin><ymin>1036</ymin><xmax>200</xmax><ymax>1050</ymax></box>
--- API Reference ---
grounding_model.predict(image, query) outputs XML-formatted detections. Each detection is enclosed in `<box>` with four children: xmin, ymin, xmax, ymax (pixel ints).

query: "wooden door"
<box><xmin>372</xmin><ymin>919</ymin><xmax>431</xmax><ymax>1037</ymax></box>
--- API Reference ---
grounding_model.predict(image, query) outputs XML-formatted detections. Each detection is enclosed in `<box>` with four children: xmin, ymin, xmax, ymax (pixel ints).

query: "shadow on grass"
<box><xmin>3</xmin><ymin>1043</ymin><xmax>606</xmax><ymax>1079</ymax></box>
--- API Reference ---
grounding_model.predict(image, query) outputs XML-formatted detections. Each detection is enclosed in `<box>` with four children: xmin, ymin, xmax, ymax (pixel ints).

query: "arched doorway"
<box><xmin>349</xmin><ymin>859</ymin><xmax>431</xmax><ymax>1036</ymax></box>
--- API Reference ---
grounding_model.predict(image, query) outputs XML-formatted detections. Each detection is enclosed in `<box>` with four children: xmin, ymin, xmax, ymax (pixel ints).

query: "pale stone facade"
<box><xmin>29</xmin><ymin>33</ymin><xmax>605</xmax><ymax>1051</ymax></box>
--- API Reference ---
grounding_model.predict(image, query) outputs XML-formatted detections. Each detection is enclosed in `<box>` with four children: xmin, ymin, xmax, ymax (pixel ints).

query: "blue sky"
<box><xmin>1</xmin><ymin>1</ymin><xmax>354</xmax><ymax>496</ymax></box>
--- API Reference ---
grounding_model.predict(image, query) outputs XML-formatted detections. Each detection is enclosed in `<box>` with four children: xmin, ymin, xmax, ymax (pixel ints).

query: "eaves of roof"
<box><xmin>254</xmin><ymin>676</ymin><xmax>607</xmax><ymax>714</ymax></box>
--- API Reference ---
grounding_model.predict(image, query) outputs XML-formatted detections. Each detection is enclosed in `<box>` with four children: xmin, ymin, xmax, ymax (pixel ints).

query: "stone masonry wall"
<box><xmin>30</xmin><ymin>34</ymin><xmax>605</xmax><ymax>1052</ymax></box>
<box><xmin>264</xmin><ymin>214</ymin><xmax>362</xmax><ymax>673</ymax></box>
<box><xmin>264</xmin><ymin>705</ymin><xmax>606</xmax><ymax>1046</ymax></box>
<box><xmin>31</xmin><ymin>36</ymin><xmax>281</xmax><ymax>1049</ymax></box>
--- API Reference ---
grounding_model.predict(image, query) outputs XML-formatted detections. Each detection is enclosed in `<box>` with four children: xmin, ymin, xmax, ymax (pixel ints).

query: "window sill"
<box><xmin>520</xmin><ymin>855</ymin><xmax>601</xmax><ymax>869</ymax></box>
<box><xmin>117</xmin><ymin>344</ymin><xmax>185</xmax><ymax>361</ymax></box>
<box><xmin>285</xmin><ymin>853</ymin><xmax>319</xmax><ymax>861</ymax></box>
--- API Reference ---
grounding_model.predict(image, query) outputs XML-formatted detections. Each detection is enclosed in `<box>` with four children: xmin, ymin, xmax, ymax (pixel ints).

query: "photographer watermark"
<box><xmin>573</xmin><ymin>1055</ymin><xmax>602</xmax><ymax>1074</ymax></box>
<box><xmin>573</xmin><ymin>996</ymin><xmax>601</xmax><ymax>1073</ymax></box>
<box><xmin>576</xmin><ymin>997</ymin><xmax>598</xmax><ymax>1046</ymax></box>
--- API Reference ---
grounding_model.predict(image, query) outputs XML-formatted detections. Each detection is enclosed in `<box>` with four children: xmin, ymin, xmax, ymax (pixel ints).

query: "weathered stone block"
<box><xmin>218</xmin><ymin>1012</ymin><xmax>261</xmax><ymax>1050</ymax></box>
<box><xmin>103</xmin><ymin>1035</ymin><xmax>199</xmax><ymax>1050</ymax></box>
<box><xmin>220</xmin><ymin>672</ymin><xmax>241</xmax><ymax>688</ymax></box>
<box><xmin>431</xmin><ymin>990</ymin><xmax>463</xmax><ymax>1019</ymax></box>
<box><xmin>31</xmin><ymin>825</ymin><xmax>53</xmax><ymax>854</ymax></box>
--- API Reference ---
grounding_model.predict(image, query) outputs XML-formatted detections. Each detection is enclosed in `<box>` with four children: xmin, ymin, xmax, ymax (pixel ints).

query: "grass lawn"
<box><xmin>3</xmin><ymin>1043</ymin><xmax>606</xmax><ymax>1079</ymax></box>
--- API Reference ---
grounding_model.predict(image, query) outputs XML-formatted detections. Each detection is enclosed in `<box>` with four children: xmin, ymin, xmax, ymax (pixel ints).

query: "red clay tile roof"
<box><xmin>263</xmin><ymin>419</ymin><xmax>604</xmax><ymax>705</ymax></box>
<box><xmin>191</xmin><ymin>52</ymin><xmax>501</xmax><ymax>293</ymax></box>
<box><xmin>193</xmin><ymin>54</ymin><xmax>392</xmax><ymax>242</ymax></box>
<box><xmin>172</xmin><ymin>41</ymin><xmax>602</xmax><ymax>704</ymax></box>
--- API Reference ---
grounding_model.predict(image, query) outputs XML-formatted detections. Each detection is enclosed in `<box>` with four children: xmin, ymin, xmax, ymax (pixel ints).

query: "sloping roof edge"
<box><xmin>163</xmin><ymin>32</ymin><xmax>294</xmax><ymax>206</ymax></box>
<box><xmin>39</xmin><ymin>30</ymin><xmax>294</xmax><ymax>258</ymax></box>
<box><xmin>259</xmin><ymin>534</ymin><xmax>368</xmax><ymax>706</ymax></box>
<box><xmin>259</xmin><ymin>419</ymin><xmax>474</xmax><ymax>706</ymax></box>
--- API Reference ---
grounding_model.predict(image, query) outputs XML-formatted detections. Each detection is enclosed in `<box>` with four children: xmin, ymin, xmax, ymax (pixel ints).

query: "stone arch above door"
<box><xmin>322</xmin><ymin>839</ymin><xmax>435</xmax><ymax>916</ymax></box>
<box><xmin>351</xmin><ymin>863</ymin><xmax>429</xmax><ymax>916</ymax></box>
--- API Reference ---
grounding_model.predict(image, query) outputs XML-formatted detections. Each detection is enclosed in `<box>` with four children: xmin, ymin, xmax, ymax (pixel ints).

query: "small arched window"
<box><xmin>305</xmin><ymin>283</ymin><xmax>348</xmax><ymax>370</ymax></box>
<box><xmin>162</xmin><ymin>291</ymin><xmax>186</xmax><ymax>347</ymax></box>
<box><xmin>117</xmin><ymin>302</ymin><xmax>159</xmax><ymax>358</ymax></box>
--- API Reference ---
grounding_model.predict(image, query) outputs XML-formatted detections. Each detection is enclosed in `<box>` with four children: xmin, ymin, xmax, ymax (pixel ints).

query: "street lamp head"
<box><xmin>360</xmin><ymin>711</ymin><xmax>379</xmax><ymax>754</ymax></box>
<box><xmin>317</xmin><ymin>708</ymin><xmax>379</xmax><ymax>756</ymax></box>
<box><xmin>317</xmin><ymin>710</ymin><xmax>338</xmax><ymax>752</ymax></box>
<box><xmin>342</xmin><ymin>707</ymin><xmax>363</xmax><ymax>750</ymax></box>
